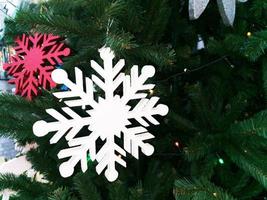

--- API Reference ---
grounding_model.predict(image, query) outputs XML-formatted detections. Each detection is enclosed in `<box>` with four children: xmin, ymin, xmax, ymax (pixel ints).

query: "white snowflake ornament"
<box><xmin>189</xmin><ymin>0</ymin><xmax>248</xmax><ymax>26</ymax></box>
<box><xmin>33</xmin><ymin>47</ymin><xmax>169</xmax><ymax>182</ymax></box>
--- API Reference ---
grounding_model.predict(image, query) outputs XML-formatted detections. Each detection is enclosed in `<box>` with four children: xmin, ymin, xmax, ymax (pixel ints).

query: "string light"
<box><xmin>218</xmin><ymin>158</ymin><xmax>224</xmax><ymax>165</ymax></box>
<box><xmin>174</xmin><ymin>141</ymin><xmax>180</xmax><ymax>148</ymax></box>
<box><xmin>157</xmin><ymin>56</ymin><xmax>234</xmax><ymax>82</ymax></box>
<box><xmin>224</xmin><ymin>57</ymin><xmax>235</xmax><ymax>68</ymax></box>
<box><xmin>247</xmin><ymin>32</ymin><xmax>252</xmax><ymax>37</ymax></box>
<box><xmin>149</xmin><ymin>89</ymin><xmax>154</xmax><ymax>95</ymax></box>
<box><xmin>213</xmin><ymin>192</ymin><xmax>217</xmax><ymax>197</ymax></box>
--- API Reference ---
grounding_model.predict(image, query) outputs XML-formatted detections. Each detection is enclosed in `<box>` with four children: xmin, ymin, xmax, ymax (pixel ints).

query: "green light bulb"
<box><xmin>87</xmin><ymin>154</ymin><xmax>92</xmax><ymax>162</ymax></box>
<box><xmin>218</xmin><ymin>158</ymin><xmax>224</xmax><ymax>164</ymax></box>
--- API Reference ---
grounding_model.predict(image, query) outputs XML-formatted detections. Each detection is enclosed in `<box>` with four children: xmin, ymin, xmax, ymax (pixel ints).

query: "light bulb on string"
<box><xmin>216</xmin><ymin>153</ymin><xmax>225</xmax><ymax>165</ymax></box>
<box><xmin>247</xmin><ymin>32</ymin><xmax>252</xmax><ymax>37</ymax></box>
<box><xmin>218</xmin><ymin>158</ymin><xmax>224</xmax><ymax>165</ymax></box>
<box><xmin>174</xmin><ymin>141</ymin><xmax>180</xmax><ymax>148</ymax></box>
<box><xmin>149</xmin><ymin>89</ymin><xmax>154</xmax><ymax>95</ymax></box>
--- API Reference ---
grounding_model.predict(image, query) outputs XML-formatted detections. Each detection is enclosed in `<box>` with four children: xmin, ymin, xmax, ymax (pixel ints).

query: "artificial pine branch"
<box><xmin>226</xmin><ymin>145</ymin><xmax>267</xmax><ymax>189</ymax></box>
<box><xmin>174</xmin><ymin>178</ymin><xmax>237</xmax><ymax>200</ymax></box>
<box><xmin>48</xmin><ymin>188</ymin><xmax>76</xmax><ymax>200</ymax></box>
<box><xmin>73</xmin><ymin>173</ymin><xmax>101</xmax><ymax>200</ymax></box>
<box><xmin>229</xmin><ymin>110</ymin><xmax>267</xmax><ymax>139</ymax></box>
<box><xmin>0</xmin><ymin>174</ymin><xmax>52</xmax><ymax>199</ymax></box>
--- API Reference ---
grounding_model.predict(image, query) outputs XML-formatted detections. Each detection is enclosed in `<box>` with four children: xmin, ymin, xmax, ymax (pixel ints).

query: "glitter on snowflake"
<box><xmin>4</xmin><ymin>33</ymin><xmax>70</xmax><ymax>100</ymax></box>
<box><xmin>33</xmin><ymin>47</ymin><xmax>168</xmax><ymax>182</ymax></box>
<box><xmin>189</xmin><ymin>0</ymin><xmax>248</xmax><ymax>26</ymax></box>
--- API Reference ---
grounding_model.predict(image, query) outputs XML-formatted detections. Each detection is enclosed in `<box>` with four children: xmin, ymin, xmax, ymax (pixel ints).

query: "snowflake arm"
<box><xmin>40</xmin><ymin>34</ymin><xmax>59</xmax><ymax>48</ymax></box>
<box><xmin>128</xmin><ymin>97</ymin><xmax>169</xmax><ymax>127</ymax></box>
<box><xmin>121</xmin><ymin>65</ymin><xmax>155</xmax><ymax>104</ymax></box>
<box><xmin>57</xmin><ymin>132</ymin><xmax>98</xmax><ymax>178</ymax></box>
<box><xmin>21</xmin><ymin>71</ymin><xmax>39</xmax><ymax>100</ymax></box>
<box><xmin>33</xmin><ymin>107</ymin><xmax>91</xmax><ymax>144</ymax></box>
<box><xmin>57</xmin><ymin>131</ymin><xmax>126</xmax><ymax>182</ymax></box>
<box><xmin>52</xmin><ymin>68</ymin><xmax>96</xmax><ymax>108</ymax></box>
<box><xmin>15</xmin><ymin>34</ymin><xmax>30</xmax><ymax>54</ymax></box>
<box><xmin>29</xmin><ymin>34</ymin><xmax>43</xmax><ymax>48</ymax></box>
<box><xmin>38</xmin><ymin>66</ymin><xmax>57</xmax><ymax>89</ymax></box>
<box><xmin>3</xmin><ymin>55</ymin><xmax>24</xmax><ymax>75</ymax></box>
<box><xmin>35</xmin><ymin>34</ymin><xmax>70</xmax><ymax>65</ymax></box>
<box><xmin>122</xmin><ymin>97</ymin><xmax>168</xmax><ymax>159</ymax></box>
<box><xmin>5</xmin><ymin>62</ymin><xmax>40</xmax><ymax>100</ymax></box>
<box><xmin>9</xmin><ymin>72</ymin><xmax>26</xmax><ymax>95</ymax></box>
<box><xmin>43</xmin><ymin>42</ymin><xmax>70</xmax><ymax>65</ymax></box>
<box><xmin>189</xmin><ymin>0</ymin><xmax>247</xmax><ymax>26</ymax></box>
<box><xmin>95</xmin><ymin>135</ymin><xmax>126</xmax><ymax>182</ymax></box>
<box><xmin>123</xmin><ymin>126</ymin><xmax>154</xmax><ymax>159</ymax></box>
<box><xmin>91</xmin><ymin>47</ymin><xmax>126</xmax><ymax>99</ymax></box>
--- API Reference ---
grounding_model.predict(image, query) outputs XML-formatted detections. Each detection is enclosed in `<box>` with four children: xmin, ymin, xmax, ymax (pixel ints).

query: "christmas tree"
<box><xmin>1</xmin><ymin>0</ymin><xmax>267</xmax><ymax>199</ymax></box>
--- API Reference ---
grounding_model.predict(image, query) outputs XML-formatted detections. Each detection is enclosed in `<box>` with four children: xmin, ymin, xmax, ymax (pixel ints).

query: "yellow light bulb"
<box><xmin>247</xmin><ymin>32</ymin><xmax>252</xmax><ymax>37</ymax></box>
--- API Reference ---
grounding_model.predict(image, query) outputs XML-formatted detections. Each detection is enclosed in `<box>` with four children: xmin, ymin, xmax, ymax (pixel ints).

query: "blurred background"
<box><xmin>0</xmin><ymin>0</ymin><xmax>25</xmax><ymax>165</ymax></box>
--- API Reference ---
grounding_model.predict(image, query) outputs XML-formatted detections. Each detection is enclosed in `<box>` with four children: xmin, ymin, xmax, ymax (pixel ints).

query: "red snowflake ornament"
<box><xmin>4</xmin><ymin>33</ymin><xmax>70</xmax><ymax>100</ymax></box>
